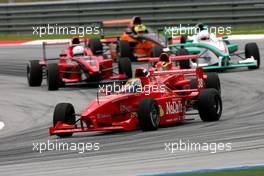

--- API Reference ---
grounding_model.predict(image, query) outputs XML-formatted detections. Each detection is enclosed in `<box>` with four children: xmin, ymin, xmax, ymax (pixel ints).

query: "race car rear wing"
<box><xmin>153</xmin><ymin>68</ymin><xmax>199</xmax><ymax>76</ymax></box>
<box><xmin>100</xmin><ymin>18</ymin><xmax>132</xmax><ymax>38</ymax></box>
<box><xmin>102</xmin><ymin>19</ymin><xmax>131</xmax><ymax>25</ymax></box>
<box><xmin>138</xmin><ymin>54</ymin><xmax>199</xmax><ymax>62</ymax></box>
<box><xmin>42</xmin><ymin>39</ymin><xmax>88</xmax><ymax>61</ymax></box>
<box><xmin>138</xmin><ymin>54</ymin><xmax>202</xmax><ymax>68</ymax></box>
<box><xmin>42</xmin><ymin>41</ymin><xmax>69</xmax><ymax>61</ymax></box>
<box><xmin>152</xmin><ymin>67</ymin><xmax>205</xmax><ymax>94</ymax></box>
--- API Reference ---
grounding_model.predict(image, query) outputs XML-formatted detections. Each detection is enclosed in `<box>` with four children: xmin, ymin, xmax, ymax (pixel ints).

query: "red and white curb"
<box><xmin>22</xmin><ymin>39</ymin><xmax>70</xmax><ymax>45</ymax></box>
<box><xmin>0</xmin><ymin>121</ymin><xmax>4</xmax><ymax>130</ymax></box>
<box><xmin>0</xmin><ymin>40</ymin><xmax>32</xmax><ymax>45</ymax></box>
<box><xmin>0</xmin><ymin>34</ymin><xmax>263</xmax><ymax>46</ymax></box>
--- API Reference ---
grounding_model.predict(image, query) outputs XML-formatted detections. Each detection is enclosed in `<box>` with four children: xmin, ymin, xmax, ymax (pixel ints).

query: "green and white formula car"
<box><xmin>166</xmin><ymin>25</ymin><xmax>260</xmax><ymax>71</ymax></box>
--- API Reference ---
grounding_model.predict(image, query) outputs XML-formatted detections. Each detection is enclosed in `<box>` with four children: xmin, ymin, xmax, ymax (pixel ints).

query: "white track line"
<box><xmin>0</xmin><ymin>121</ymin><xmax>5</xmax><ymax>130</ymax></box>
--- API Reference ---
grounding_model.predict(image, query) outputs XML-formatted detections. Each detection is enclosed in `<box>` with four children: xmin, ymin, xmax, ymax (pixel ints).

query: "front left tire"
<box><xmin>27</xmin><ymin>60</ymin><xmax>42</xmax><ymax>86</ymax></box>
<box><xmin>138</xmin><ymin>98</ymin><xmax>160</xmax><ymax>131</ymax></box>
<box><xmin>53</xmin><ymin>103</ymin><xmax>76</xmax><ymax>138</ymax></box>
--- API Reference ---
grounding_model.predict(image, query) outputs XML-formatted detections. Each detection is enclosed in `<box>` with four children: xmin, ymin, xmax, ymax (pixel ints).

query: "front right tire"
<box><xmin>118</xmin><ymin>40</ymin><xmax>134</xmax><ymax>61</ymax></box>
<box><xmin>151</xmin><ymin>45</ymin><xmax>163</xmax><ymax>57</ymax></box>
<box><xmin>88</xmin><ymin>38</ymin><xmax>103</xmax><ymax>55</ymax></box>
<box><xmin>176</xmin><ymin>48</ymin><xmax>191</xmax><ymax>69</ymax></box>
<box><xmin>118</xmin><ymin>57</ymin><xmax>132</xmax><ymax>78</ymax></box>
<box><xmin>245</xmin><ymin>42</ymin><xmax>260</xmax><ymax>69</ymax></box>
<box><xmin>47</xmin><ymin>63</ymin><xmax>60</xmax><ymax>91</ymax></box>
<box><xmin>197</xmin><ymin>89</ymin><xmax>222</xmax><ymax>122</ymax></box>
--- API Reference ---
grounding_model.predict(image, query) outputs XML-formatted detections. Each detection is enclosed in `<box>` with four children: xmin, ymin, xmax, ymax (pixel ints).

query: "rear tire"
<box><xmin>176</xmin><ymin>48</ymin><xmax>191</xmax><ymax>69</ymax></box>
<box><xmin>118</xmin><ymin>57</ymin><xmax>132</xmax><ymax>78</ymax></box>
<box><xmin>204</xmin><ymin>72</ymin><xmax>221</xmax><ymax>94</ymax></box>
<box><xmin>190</xmin><ymin>73</ymin><xmax>221</xmax><ymax>94</ymax></box>
<box><xmin>89</xmin><ymin>38</ymin><xmax>103</xmax><ymax>55</ymax></box>
<box><xmin>151</xmin><ymin>45</ymin><xmax>163</xmax><ymax>57</ymax></box>
<box><xmin>138</xmin><ymin>98</ymin><xmax>160</xmax><ymax>131</ymax></box>
<box><xmin>245</xmin><ymin>42</ymin><xmax>260</xmax><ymax>69</ymax></box>
<box><xmin>118</xmin><ymin>40</ymin><xmax>134</xmax><ymax>61</ymax></box>
<box><xmin>27</xmin><ymin>60</ymin><xmax>42</xmax><ymax>86</ymax></box>
<box><xmin>189</xmin><ymin>78</ymin><xmax>197</xmax><ymax>89</ymax></box>
<box><xmin>197</xmin><ymin>89</ymin><xmax>222</xmax><ymax>122</ymax></box>
<box><xmin>47</xmin><ymin>63</ymin><xmax>60</xmax><ymax>91</ymax></box>
<box><xmin>53</xmin><ymin>103</ymin><xmax>76</xmax><ymax>138</ymax></box>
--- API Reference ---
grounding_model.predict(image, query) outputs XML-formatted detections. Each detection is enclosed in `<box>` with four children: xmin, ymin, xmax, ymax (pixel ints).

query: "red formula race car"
<box><xmin>27</xmin><ymin>37</ymin><xmax>132</xmax><ymax>90</ymax></box>
<box><xmin>140</xmin><ymin>52</ymin><xmax>222</xmax><ymax>93</ymax></box>
<box><xmin>49</xmin><ymin>60</ymin><xmax>222</xmax><ymax>137</ymax></box>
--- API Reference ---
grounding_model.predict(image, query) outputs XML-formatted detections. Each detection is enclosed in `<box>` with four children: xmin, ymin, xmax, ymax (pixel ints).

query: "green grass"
<box><xmin>229</xmin><ymin>27</ymin><xmax>264</xmax><ymax>35</ymax></box>
<box><xmin>158</xmin><ymin>167</ymin><xmax>264</xmax><ymax>176</ymax></box>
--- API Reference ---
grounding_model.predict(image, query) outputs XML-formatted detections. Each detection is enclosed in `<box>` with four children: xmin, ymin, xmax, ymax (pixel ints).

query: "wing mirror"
<box><xmin>60</xmin><ymin>53</ymin><xmax>67</xmax><ymax>57</ymax></box>
<box><xmin>222</xmin><ymin>36</ymin><xmax>228</xmax><ymax>40</ymax></box>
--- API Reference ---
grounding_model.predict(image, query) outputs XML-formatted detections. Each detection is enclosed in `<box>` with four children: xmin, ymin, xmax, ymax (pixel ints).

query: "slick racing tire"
<box><xmin>176</xmin><ymin>48</ymin><xmax>191</xmax><ymax>69</ymax></box>
<box><xmin>151</xmin><ymin>45</ymin><xmax>163</xmax><ymax>57</ymax></box>
<box><xmin>27</xmin><ymin>60</ymin><xmax>42</xmax><ymax>86</ymax></box>
<box><xmin>118</xmin><ymin>57</ymin><xmax>132</xmax><ymax>78</ymax></box>
<box><xmin>138</xmin><ymin>98</ymin><xmax>160</xmax><ymax>131</ymax></box>
<box><xmin>204</xmin><ymin>72</ymin><xmax>221</xmax><ymax>94</ymax></box>
<box><xmin>118</xmin><ymin>40</ymin><xmax>134</xmax><ymax>61</ymax></box>
<box><xmin>53</xmin><ymin>103</ymin><xmax>76</xmax><ymax>138</ymax></box>
<box><xmin>189</xmin><ymin>78</ymin><xmax>197</xmax><ymax>89</ymax></box>
<box><xmin>89</xmin><ymin>38</ymin><xmax>103</xmax><ymax>55</ymax></box>
<box><xmin>245</xmin><ymin>42</ymin><xmax>260</xmax><ymax>69</ymax></box>
<box><xmin>47</xmin><ymin>63</ymin><xmax>60</xmax><ymax>91</ymax></box>
<box><xmin>197</xmin><ymin>89</ymin><xmax>222</xmax><ymax>122</ymax></box>
<box><xmin>190</xmin><ymin>73</ymin><xmax>221</xmax><ymax>94</ymax></box>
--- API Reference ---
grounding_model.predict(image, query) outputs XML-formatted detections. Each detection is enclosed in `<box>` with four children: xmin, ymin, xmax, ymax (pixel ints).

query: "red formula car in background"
<box><xmin>49</xmin><ymin>56</ymin><xmax>222</xmax><ymax>137</ymax></box>
<box><xmin>139</xmin><ymin>52</ymin><xmax>221</xmax><ymax>93</ymax></box>
<box><xmin>27</xmin><ymin>37</ymin><xmax>132</xmax><ymax>90</ymax></box>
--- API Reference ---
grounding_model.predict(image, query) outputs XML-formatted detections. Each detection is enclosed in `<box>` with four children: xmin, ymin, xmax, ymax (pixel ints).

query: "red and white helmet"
<box><xmin>198</xmin><ymin>30</ymin><xmax>210</xmax><ymax>40</ymax></box>
<box><xmin>72</xmin><ymin>46</ymin><xmax>85</xmax><ymax>56</ymax></box>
